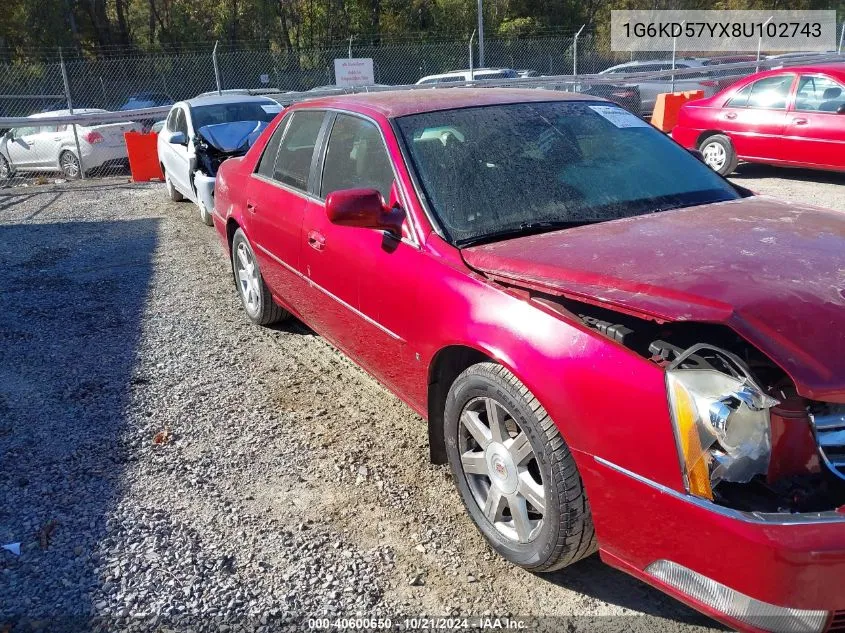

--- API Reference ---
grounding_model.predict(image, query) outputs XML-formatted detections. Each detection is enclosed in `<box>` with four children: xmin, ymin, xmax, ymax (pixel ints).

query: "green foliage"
<box><xmin>0</xmin><ymin>0</ymin><xmax>840</xmax><ymax>61</ymax></box>
<box><xmin>497</xmin><ymin>17</ymin><xmax>542</xmax><ymax>38</ymax></box>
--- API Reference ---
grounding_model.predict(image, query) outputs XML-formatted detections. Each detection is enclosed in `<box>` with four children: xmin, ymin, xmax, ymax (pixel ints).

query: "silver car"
<box><xmin>0</xmin><ymin>109</ymin><xmax>140</xmax><ymax>179</ymax></box>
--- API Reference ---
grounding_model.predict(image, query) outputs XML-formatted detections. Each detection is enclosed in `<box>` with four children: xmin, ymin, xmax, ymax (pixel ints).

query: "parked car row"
<box><xmin>197</xmin><ymin>87</ymin><xmax>845</xmax><ymax>633</ymax></box>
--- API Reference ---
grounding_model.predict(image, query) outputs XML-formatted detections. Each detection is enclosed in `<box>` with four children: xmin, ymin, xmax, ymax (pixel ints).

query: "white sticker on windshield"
<box><xmin>588</xmin><ymin>105</ymin><xmax>650</xmax><ymax>128</ymax></box>
<box><xmin>261</xmin><ymin>104</ymin><xmax>283</xmax><ymax>114</ymax></box>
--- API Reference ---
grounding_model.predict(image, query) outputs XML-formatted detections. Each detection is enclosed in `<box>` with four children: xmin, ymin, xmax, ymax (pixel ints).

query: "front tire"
<box><xmin>231</xmin><ymin>229</ymin><xmax>289</xmax><ymax>326</ymax></box>
<box><xmin>699</xmin><ymin>134</ymin><xmax>738</xmax><ymax>176</ymax></box>
<box><xmin>165</xmin><ymin>171</ymin><xmax>184</xmax><ymax>202</ymax></box>
<box><xmin>445</xmin><ymin>362</ymin><xmax>596</xmax><ymax>572</ymax></box>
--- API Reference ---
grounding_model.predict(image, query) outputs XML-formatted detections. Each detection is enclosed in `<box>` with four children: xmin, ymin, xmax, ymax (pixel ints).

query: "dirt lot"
<box><xmin>0</xmin><ymin>164</ymin><xmax>842</xmax><ymax>632</ymax></box>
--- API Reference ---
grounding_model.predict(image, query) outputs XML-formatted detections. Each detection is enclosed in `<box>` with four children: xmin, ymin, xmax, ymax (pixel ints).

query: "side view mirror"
<box><xmin>167</xmin><ymin>130</ymin><xmax>187</xmax><ymax>145</ymax></box>
<box><xmin>325</xmin><ymin>188</ymin><xmax>404</xmax><ymax>236</ymax></box>
<box><xmin>837</xmin><ymin>103</ymin><xmax>845</xmax><ymax>115</ymax></box>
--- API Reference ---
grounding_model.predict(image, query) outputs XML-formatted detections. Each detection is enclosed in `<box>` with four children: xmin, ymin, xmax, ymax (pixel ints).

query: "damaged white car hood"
<box><xmin>197</xmin><ymin>120</ymin><xmax>268</xmax><ymax>153</ymax></box>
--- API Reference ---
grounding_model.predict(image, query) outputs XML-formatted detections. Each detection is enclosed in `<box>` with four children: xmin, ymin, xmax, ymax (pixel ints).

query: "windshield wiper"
<box><xmin>457</xmin><ymin>219</ymin><xmax>600</xmax><ymax>247</ymax></box>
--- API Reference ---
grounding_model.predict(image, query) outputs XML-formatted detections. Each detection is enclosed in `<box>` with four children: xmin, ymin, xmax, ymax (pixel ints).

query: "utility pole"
<box><xmin>477</xmin><ymin>0</ymin><xmax>485</xmax><ymax>68</ymax></box>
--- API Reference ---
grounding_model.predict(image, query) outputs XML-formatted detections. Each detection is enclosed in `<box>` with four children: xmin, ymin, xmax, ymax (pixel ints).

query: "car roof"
<box><xmin>747</xmin><ymin>64</ymin><xmax>845</xmax><ymax>79</ymax></box>
<box><xmin>420</xmin><ymin>68</ymin><xmax>516</xmax><ymax>78</ymax></box>
<box><xmin>602</xmin><ymin>59</ymin><xmax>703</xmax><ymax>71</ymax></box>
<box><xmin>290</xmin><ymin>88</ymin><xmax>604</xmax><ymax>118</ymax></box>
<box><xmin>28</xmin><ymin>108</ymin><xmax>107</xmax><ymax>118</ymax></box>
<box><xmin>184</xmin><ymin>94</ymin><xmax>277</xmax><ymax>107</ymax></box>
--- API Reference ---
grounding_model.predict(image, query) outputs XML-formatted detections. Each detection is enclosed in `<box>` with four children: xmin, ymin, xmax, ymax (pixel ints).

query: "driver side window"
<box><xmin>319</xmin><ymin>114</ymin><xmax>394</xmax><ymax>201</ymax></box>
<box><xmin>795</xmin><ymin>75</ymin><xmax>845</xmax><ymax>112</ymax></box>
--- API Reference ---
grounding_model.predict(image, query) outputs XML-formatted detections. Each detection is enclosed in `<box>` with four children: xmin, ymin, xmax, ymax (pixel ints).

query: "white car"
<box><xmin>416</xmin><ymin>68</ymin><xmax>520</xmax><ymax>85</ymax></box>
<box><xmin>598</xmin><ymin>59</ymin><xmax>717</xmax><ymax>115</ymax></box>
<box><xmin>0</xmin><ymin>109</ymin><xmax>140</xmax><ymax>180</ymax></box>
<box><xmin>157</xmin><ymin>94</ymin><xmax>282</xmax><ymax>225</ymax></box>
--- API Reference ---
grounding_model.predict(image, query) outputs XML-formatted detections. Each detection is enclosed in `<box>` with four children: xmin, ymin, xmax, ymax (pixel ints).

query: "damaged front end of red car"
<box><xmin>461</xmin><ymin>197</ymin><xmax>845</xmax><ymax>632</ymax></box>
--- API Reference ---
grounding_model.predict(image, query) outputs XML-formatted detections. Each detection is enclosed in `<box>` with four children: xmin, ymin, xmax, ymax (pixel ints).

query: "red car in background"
<box><xmin>213</xmin><ymin>88</ymin><xmax>845</xmax><ymax>633</ymax></box>
<box><xmin>673</xmin><ymin>64</ymin><xmax>845</xmax><ymax>175</ymax></box>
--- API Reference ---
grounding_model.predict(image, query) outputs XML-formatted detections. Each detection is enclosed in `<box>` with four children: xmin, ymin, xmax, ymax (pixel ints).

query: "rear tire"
<box><xmin>231</xmin><ymin>228</ymin><xmax>289</xmax><ymax>326</ymax></box>
<box><xmin>698</xmin><ymin>134</ymin><xmax>738</xmax><ymax>176</ymax></box>
<box><xmin>59</xmin><ymin>151</ymin><xmax>81</xmax><ymax>179</ymax></box>
<box><xmin>165</xmin><ymin>171</ymin><xmax>184</xmax><ymax>202</ymax></box>
<box><xmin>444</xmin><ymin>362</ymin><xmax>596</xmax><ymax>572</ymax></box>
<box><xmin>0</xmin><ymin>154</ymin><xmax>12</xmax><ymax>181</ymax></box>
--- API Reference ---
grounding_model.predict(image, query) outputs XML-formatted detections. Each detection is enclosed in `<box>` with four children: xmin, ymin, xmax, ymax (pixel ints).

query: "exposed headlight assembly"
<box><xmin>665</xmin><ymin>345</ymin><xmax>779</xmax><ymax>500</ymax></box>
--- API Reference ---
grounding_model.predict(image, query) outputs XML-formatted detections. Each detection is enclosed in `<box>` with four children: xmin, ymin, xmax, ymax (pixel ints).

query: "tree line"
<box><xmin>1</xmin><ymin>0</ymin><xmax>840</xmax><ymax>61</ymax></box>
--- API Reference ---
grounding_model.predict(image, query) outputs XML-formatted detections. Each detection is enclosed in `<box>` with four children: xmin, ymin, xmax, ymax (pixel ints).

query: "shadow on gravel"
<box><xmin>731</xmin><ymin>163</ymin><xmax>845</xmax><ymax>185</ymax></box>
<box><xmin>542</xmin><ymin>556</ymin><xmax>726</xmax><ymax>630</ymax></box>
<box><xmin>267</xmin><ymin>317</ymin><xmax>316</xmax><ymax>337</ymax></box>
<box><xmin>0</xmin><ymin>219</ymin><xmax>158</xmax><ymax>628</ymax></box>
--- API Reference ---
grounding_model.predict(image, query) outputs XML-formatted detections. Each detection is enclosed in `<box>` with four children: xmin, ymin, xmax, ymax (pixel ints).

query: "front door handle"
<box><xmin>792</xmin><ymin>117</ymin><xmax>808</xmax><ymax>125</ymax></box>
<box><xmin>724</xmin><ymin>112</ymin><xmax>737</xmax><ymax>120</ymax></box>
<box><xmin>307</xmin><ymin>230</ymin><xmax>326</xmax><ymax>251</ymax></box>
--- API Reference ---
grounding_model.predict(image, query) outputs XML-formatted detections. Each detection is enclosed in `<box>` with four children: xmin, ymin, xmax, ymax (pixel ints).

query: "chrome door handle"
<box><xmin>307</xmin><ymin>230</ymin><xmax>326</xmax><ymax>251</ymax></box>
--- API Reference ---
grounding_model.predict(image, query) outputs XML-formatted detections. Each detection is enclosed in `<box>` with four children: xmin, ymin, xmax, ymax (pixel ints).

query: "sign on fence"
<box><xmin>334</xmin><ymin>58</ymin><xmax>375</xmax><ymax>87</ymax></box>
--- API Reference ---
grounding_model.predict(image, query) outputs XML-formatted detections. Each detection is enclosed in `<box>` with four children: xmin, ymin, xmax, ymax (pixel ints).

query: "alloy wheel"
<box><xmin>701</xmin><ymin>141</ymin><xmax>726</xmax><ymax>171</ymax></box>
<box><xmin>60</xmin><ymin>152</ymin><xmax>80</xmax><ymax>178</ymax></box>
<box><xmin>235</xmin><ymin>242</ymin><xmax>261</xmax><ymax>315</ymax></box>
<box><xmin>458</xmin><ymin>396</ymin><xmax>546</xmax><ymax>544</ymax></box>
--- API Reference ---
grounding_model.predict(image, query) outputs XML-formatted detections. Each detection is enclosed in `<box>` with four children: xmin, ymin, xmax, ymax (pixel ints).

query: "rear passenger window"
<box><xmin>726</xmin><ymin>83</ymin><xmax>753</xmax><ymax>107</ymax></box>
<box><xmin>255</xmin><ymin>119</ymin><xmax>286</xmax><ymax>178</ymax></box>
<box><xmin>274</xmin><ymin>111</ymin><xmax>324</xmax><ymax>191</ymax></box>
<box><xmin>320</xmin><ymin>114</ymin><xmax>394</xmax><ymax>201</ymax></box>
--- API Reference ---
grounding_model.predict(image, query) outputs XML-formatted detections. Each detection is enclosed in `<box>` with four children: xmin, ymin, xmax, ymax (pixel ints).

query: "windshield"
<box><xmin>190</xmin><ymin>102</ymin><xmax>279</xmax><ymax>129</ymax></box>
<box><xmin>396</xmin><ymin>101</ymin><xmax>740</xmax><ymax>245</ymax></box>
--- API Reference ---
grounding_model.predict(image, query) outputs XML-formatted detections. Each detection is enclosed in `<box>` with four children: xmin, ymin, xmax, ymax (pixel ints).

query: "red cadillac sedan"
<box><xmin>212</xmin><ymin>88</ymin><xmax>845</xmax><ymax>633</ymax></box>
<box><xmin>673</xmin><ymin>64</ymin><xmax>845</xmax><ymax>175</ymax></box>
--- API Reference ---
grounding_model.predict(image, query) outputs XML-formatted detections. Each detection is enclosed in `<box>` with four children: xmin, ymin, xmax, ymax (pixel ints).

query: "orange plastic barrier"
<box><xmin>124</xmin><ymin>131</ymin><xmax>164</xmax><ymax>182</ymax></box>
<box><xmin>651</xmin><ymin>90</ymin><xmax>704</xmax><ymax>132</ymax></box>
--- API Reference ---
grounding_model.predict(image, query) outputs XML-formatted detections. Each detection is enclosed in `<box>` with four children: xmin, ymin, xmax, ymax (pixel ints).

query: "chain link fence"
<box><xmin>1</xmin><ymin>27</ymin><xmax>843</xmax><ymax>185</ymax></box>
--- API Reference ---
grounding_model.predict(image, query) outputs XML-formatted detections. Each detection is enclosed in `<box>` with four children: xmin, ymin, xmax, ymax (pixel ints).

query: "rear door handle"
<box><xmin>724</xmin><ymin>112</ymin><xmax>737</xmax><ymax>120</ymax></box>
<box><xmin>792</xmin><ymin>117</ymin><xmax>808</xmax><ymax>125</ymax></box>
<box><xmin>307</xmin><ymin>230</ymin><xmax>326</xmax><ymax>251</ymax></box>
<box><xmin>246</xmin><ymin>201</ymin><xmax>257</xmax><ymax>213</ymax></box>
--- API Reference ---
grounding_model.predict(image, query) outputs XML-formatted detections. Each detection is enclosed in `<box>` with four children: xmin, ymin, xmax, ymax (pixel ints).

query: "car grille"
<box><xmin>827</xmin><ymin>611</ymin><xmax>845</xmax><ymax>633</ymax></box>
<box><xmin>810</xmin><ymin>405</ymin><xmax>845</xmax><ymax>481</ymax></box>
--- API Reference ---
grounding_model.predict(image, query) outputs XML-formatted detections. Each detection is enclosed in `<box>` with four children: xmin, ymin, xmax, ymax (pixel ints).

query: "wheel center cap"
<box><xmin>485</xmin><ymin>443</ymin><xmax>518</xmax><ymax>495</ymax></box>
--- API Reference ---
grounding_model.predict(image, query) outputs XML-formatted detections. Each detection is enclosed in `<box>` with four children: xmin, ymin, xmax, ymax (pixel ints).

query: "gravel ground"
<box><xmin>0</xmin><ymin>166</ymin><xmax>841</xmax><ymax>632</ymax></box>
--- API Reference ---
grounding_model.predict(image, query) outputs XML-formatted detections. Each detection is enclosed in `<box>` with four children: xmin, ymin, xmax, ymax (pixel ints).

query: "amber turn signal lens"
<box><xmin>668</xmin><ymin>377</ymin><xmax>714</xmax><ymax>500</ymax></box>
